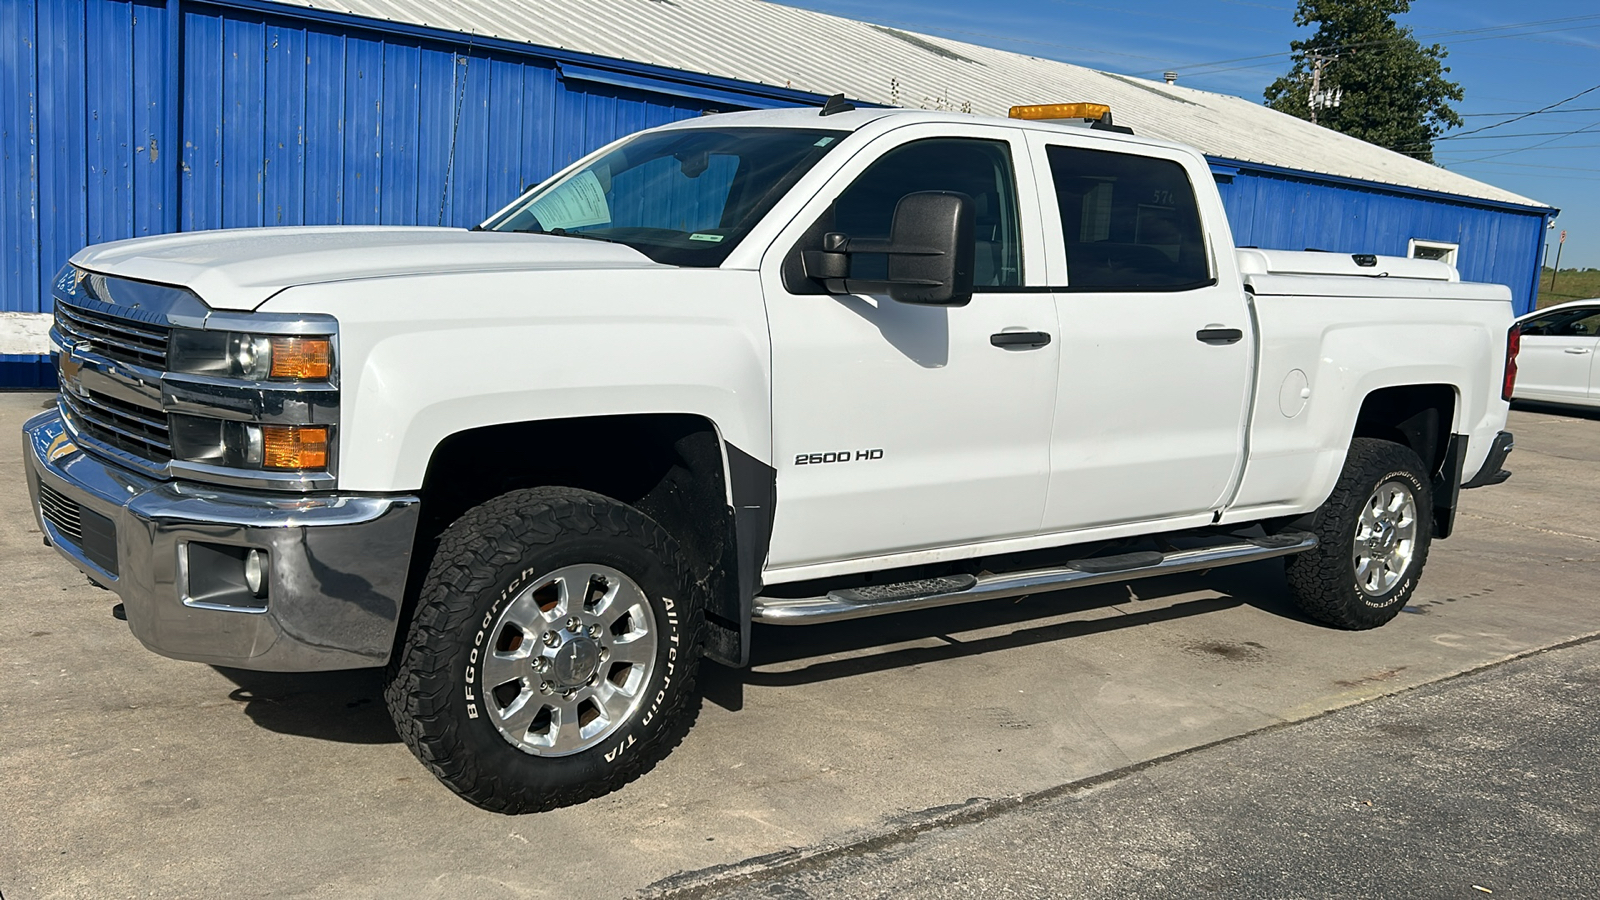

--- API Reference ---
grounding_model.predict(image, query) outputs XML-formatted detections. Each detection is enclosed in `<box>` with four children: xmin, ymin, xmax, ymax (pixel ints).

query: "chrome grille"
<box><xmin>55</xmin><ymin>300</ymin><xmax>170</xmax><ymax>370</ymax></box>
<box><xmin>53</xmin><ymin>299</ymin><xmax>174</xmax><ymax>465</ymax></box>
<box><xmin>38</xmin><ymin>482</ymin><xmax>83</xmax><ymax>543</ymax></box>
<box><xmin>61</xmin><ymin>389</ymin><xmax>172</xmax><ymax>463</ymax></box>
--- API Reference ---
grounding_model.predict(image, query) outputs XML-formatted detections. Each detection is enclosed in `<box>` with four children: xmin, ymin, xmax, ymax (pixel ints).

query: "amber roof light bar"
<box><xmin>1007</xmin><ymin>102</ymin><xmax>1133</xmax><ymax>134</ymax></box>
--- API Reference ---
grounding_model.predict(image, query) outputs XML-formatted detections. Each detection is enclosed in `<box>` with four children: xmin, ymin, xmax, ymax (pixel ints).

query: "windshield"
<box><xmin>483</xmin><ymin>127</ymin><xmax>849</xmax><ymax>267</ymax></box>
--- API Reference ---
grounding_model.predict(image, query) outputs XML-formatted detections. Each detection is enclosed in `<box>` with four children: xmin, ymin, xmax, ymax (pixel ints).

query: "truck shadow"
<box><xmin>212</xmin><ymin>665</ymin><xmax>400</xmax><ymax>744</ymax></box>
<box><xmin>701</xmin><ymin>560</ymin><xmax>1316</xmax><ymax>711</ymax></box>
<box><xmin>211</xmin><ymin>563</ymin><xmax>1314</xmax><ymax>740</ymax></box>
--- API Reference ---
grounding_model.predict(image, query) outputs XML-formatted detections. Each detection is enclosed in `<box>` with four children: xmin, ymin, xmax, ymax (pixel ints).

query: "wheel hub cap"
<box><xmin>552</xmin><ymin>636</ymin><xmax>601</xmax><ymax>688</ymax></box>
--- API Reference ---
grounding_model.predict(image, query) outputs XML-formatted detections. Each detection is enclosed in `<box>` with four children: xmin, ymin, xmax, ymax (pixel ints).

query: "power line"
<box><xmin>1441</xmin><ymin>160</ymin><xmax>1600</xmax><ymax>172</ymax></box>
<box><xmin>1456</xmin><ymin>122</ymin><xmax>1600</xmax><ymax>165</ymax></box>
<box><xmin>1435</xmin><ymin>143</ymin><xmax>1600</xmax><ymax>153</ymax></box>
<box><xmin>1131</xmin><ymin>14</ymin><xmax>1600</xmax><ymax>77</ymax></box>
<box><xmin>1435</xmin><ymin>84</ymin><xmax>1600</xmax><ymax>140</ymax></box>
<box><xmin>1393</xmin><ymin>120</ymin><xmax>1600</xmax><ymax>159</ymax></box>
<box><xmin>1216</xmin><ymin>0</ymin><xmax>1295</xmax><ymax>10</ymax></box>
<box><xmin>1461</xmin><ymin>107</ymin><xmax>1600</xmax><ymax>117</ymax></box>
<box><xmin>1431</xmin><ymin>129</ymin><xmax>1600</xmax><ymax>141</ymax></box>
<box><xmin>1044</xmin><ymin>0</ymin><xmax>1287</xmax><ymax>36</ymax></box>
<box><xmin>1390</xmin><ymin>116</ymin><xmax>1600</xmax><ymax>152</ymax></box>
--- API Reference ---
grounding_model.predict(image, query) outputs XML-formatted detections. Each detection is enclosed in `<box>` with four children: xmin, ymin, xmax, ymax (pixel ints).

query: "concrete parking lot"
<box><xmin>2</xmin><ymin>394</ymin><xmax>1597</xmax><ymax>899</ymax></box>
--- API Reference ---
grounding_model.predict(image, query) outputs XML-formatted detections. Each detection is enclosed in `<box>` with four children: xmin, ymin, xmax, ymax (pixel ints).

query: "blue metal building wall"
<box><xmin>1212</xmin><ymin>161</ymin><xmax>1550</xmax><ymax>315</ymax></box>
<box><xmin>1</xmin><ymin>0</ymin><xmax>1553</xmax><ymax>388</ymax></box>
<box><xmin>0</xmin><ymin>0</ymin><xmax>820</xmax><ymax>387</ymax></box>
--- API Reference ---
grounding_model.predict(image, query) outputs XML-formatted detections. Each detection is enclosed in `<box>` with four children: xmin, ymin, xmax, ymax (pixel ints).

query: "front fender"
<box><xmin>258</xmin><ymin>268</ymin><xmax>774</xmax><ymax>492</ymax></box>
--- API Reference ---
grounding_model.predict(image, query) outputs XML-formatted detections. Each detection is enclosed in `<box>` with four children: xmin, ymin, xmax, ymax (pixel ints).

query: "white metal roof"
<box><xmin>274</xmin><ymin>0</ymin><xmax>1545</xmax><ymax>209</ymax></box>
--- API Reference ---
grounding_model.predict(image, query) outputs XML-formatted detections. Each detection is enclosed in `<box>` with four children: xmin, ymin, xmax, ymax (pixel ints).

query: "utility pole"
<box><xmin>1299</xmin><ymin>54</ymin><xmax>1337</xmax><ymax>124</ymax></box>
<box><xmin>1550</xmin><ymin>230</ymin><xmax>1567</xmax><ymax>292</ymax></box>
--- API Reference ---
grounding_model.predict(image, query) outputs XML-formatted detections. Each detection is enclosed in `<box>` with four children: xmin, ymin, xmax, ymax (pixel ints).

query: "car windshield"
<box><xmin>483</xmin><ymin>127</ymin><xmax>849</xmax><ymax>267</ymax></box>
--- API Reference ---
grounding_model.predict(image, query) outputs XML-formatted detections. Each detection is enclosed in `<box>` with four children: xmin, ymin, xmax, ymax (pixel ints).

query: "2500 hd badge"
<box><xmin>795</xmin><ymin>448</ymin><xmax>884</xmax><ymax>465</ymax></box>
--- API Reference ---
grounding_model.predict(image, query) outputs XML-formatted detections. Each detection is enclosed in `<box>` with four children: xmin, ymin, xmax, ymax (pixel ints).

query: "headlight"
<box><xmin>170</xmin><ymin>331</ymin><xmax>333</xmax><ymax>382</ymax></box>
<box><xmin>171</xmin><ymin>417</ymin><xmax>331</xmax><ymax>472</ymax></box>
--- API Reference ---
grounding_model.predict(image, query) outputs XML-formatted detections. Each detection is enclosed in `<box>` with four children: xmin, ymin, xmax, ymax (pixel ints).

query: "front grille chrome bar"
<box><xmin>55</xmin><ymin>301</ymin><xmax>170</xmax><ymax>369</ymax></box>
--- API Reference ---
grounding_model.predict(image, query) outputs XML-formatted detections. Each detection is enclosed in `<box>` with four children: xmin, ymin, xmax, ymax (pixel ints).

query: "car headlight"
<box><xmin>165</xmin><ymin>324</ymin><xmax>337</xmax><ymax>476</ymax></box>
<box><xmin>169</xmin><ymin>331</ymin><xmax>333</xmax><ymax>381</ymax></box>
<box><xmin>171</xmin><ymin>419</ymin><xmax>331</xmax><ymax>472</ymax></box>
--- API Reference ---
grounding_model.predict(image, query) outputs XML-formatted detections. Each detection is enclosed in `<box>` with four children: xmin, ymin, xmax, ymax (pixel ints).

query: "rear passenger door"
<box><xmin>1027</xmin><ymin>134</ymin><xmax>1254</xmax><ymax>532</ymax></box>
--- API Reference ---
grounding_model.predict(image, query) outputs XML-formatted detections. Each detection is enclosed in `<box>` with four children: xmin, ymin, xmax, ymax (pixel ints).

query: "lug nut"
<box><xmin>563</xmin><ymin>688</ymin><xmax>577</xmax><ymax>700</ymax></box>
<box><xmin>543</xmin><ymin>631</ymin><xmax>560</xmax><ymax>647</ymax></box>
<box><xmin>599</xmin><ymin>648</ymin><xmax>610</xmax><ymax>662</ymax></box>
<box><xmin>588</xmin><ymin>674</ymin><xmax>599</xmax><ymax>686</ymax></box>
<box><xmin>532</xmin><ymin>658</ymin><xmax>550</xmax><ymax>673</ymax></box>
<box><xmin>538</xmin><ymin>681</ymin><xmax>554</xmax><ymax>695</ymax></box>
<box><xmin>588</xmin><ymin>624</ymin><xmax>602</xmax><ymax>639</ymax></box>
<box><xmin>566</xmin><ymin>616</ymin><xmax>582</xmax><ymax>633</ymax></box>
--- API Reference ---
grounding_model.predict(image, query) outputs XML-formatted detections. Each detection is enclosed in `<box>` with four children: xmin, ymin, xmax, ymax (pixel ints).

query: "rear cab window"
<box><xmin>1041</xmin><ymin>144</ymin><xmax>1212</xmax><ymax>292</ymax></box>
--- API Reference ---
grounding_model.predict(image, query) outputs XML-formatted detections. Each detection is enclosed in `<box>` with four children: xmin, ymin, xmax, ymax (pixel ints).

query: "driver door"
<box><xmin>760</xmin><ymin>124</ymin><xmax>1059</xmax><ymax>575</ymax></box>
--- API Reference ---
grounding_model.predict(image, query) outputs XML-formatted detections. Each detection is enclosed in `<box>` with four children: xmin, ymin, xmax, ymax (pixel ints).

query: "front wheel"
<box><xmin>1285</xmin><ymin>438</ymin><xmax>1434</xmax><ymax>630</ymax></box>
<box><xmin>384</xmin><ymin>487</ymin><xmax>704</xmax><ymax>813</ymax></box>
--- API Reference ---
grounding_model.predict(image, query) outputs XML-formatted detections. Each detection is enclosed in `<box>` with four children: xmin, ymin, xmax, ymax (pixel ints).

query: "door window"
<box><xmin>1045</xmin><ymin>145</ymin><xmax>1210</xmax><ymax>291</ymax></box>
<box><xmin>1521</xmin><ymin>307</ymin><xmax>1600</xmax><ymax>337</ymax></box>
<box><xmin>828</xmin><ymin>138</ymin><xmax>1023</xmax><ymax>288</ymax></box>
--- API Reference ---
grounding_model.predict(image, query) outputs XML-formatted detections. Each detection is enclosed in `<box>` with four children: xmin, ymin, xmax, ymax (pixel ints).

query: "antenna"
<box><xmin>819</xmin><ymin>94</ymin><xmax>856</xmax><ymax>116</ymax></box>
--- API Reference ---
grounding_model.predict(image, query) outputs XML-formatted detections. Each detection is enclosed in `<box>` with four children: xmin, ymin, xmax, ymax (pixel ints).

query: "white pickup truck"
<box><xmin>24</xmin><ymin>103</ymin><xmax>1519</xmax><ymax>813</ymax></box>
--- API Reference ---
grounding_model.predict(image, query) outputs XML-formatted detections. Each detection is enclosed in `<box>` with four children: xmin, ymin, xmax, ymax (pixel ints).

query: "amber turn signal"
<box><xmin>269</xmin><ymin>337</ymin><xmax>333</xmax><ymax>380</ymax></box>
<box><xmin>261</xmin><ymin>425</ymin><xmax>329</xmax><ymax>470</ymax></box>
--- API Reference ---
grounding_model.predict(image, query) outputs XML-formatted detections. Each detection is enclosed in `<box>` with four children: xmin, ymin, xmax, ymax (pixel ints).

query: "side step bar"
<box><xmin>752</xmin><ymin>531</ymin><xmax>1318</xmax><ymax>625</ymax></box>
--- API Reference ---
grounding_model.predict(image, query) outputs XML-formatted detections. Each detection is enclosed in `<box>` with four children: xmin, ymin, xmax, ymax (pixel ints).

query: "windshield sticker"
<box><xmin>814</xmin><ymin>136</ymin><xmax>836</xmax><ymax>147</ymax></box>
<box><xmin>529</xmin><ymin>169</ymin><xmax>611</xmax><ymax>230</ymax></box>
<box><xmin>688</xmin><ymin>233</ymin><xmax>725</xmax><ymax>242</ymax></box>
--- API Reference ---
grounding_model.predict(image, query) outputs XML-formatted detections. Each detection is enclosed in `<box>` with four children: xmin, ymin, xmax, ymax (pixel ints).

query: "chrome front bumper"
<box><xmin>23</xmin><ymin>408</ymin><xmax>420</xmax><ymax>671</ymax></box>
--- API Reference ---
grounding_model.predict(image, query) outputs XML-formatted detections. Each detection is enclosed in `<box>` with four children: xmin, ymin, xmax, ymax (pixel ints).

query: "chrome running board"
<box><xmin>752</xmin><ymin>532</ymin><xmax>1318</xmax><ymax>625</ymax></box>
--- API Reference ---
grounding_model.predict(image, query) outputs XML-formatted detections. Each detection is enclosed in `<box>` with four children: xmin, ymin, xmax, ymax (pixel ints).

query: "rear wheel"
<box><xmin>1285</xmin><ymin>438</ymin><xmax>1433</xmax><ymax>630</ymax></box>
<box><xmin>384</xmin><ymin>487</ymin><xmax>704</xmax><ymax>813</ymax></box>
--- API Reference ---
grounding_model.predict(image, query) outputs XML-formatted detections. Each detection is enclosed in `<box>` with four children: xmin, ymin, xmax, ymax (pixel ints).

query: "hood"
<box><xmin>70</xmin><ymin>226</ymin><xmax>663</xmax><ymax>311</ymax></box>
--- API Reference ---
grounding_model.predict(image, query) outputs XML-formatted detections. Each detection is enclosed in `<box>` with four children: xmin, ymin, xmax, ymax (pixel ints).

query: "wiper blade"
<box><xmin>546</xmin><ymin>228</ymin><xmax>617</xmax><ymax>244</ymax></box>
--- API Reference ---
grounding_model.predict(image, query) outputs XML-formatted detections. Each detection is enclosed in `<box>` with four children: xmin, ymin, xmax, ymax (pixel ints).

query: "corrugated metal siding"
<box><xmin>177</xmin><ymin>4</ymin><xmax>711</xmax><ymax>232</ymax></box>
<box><xmin>1</xmin><ymin>0</ymin><xmax>742</xmax><ymax>386</ymax></box>
<box><xmin>266</xmin><ymin>0</ymin><xmax>1547</xmax><ymax>208</ymax></box>
<box><xmin>1216</xmin><ymin>167</ymin><xmax>1545</xmax><ymax>314</ymax></box>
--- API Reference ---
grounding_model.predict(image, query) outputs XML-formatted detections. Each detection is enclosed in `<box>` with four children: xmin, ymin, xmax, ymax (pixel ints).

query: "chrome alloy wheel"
<box><xmin>1352</xmin><ymin>481</ymin><xmax>1419</xmax><ymax>597</ymax></box>
<box><xmin>480</xmin><ymin>564</ymin><xmax>658</xmax><ymax>757</ymax></box>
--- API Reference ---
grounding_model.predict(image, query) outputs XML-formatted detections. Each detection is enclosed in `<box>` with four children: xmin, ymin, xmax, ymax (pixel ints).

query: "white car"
<box><xmin>1513</xmin><ymin>299</ymin><xmax>1600</xmax><ymax>409</ymax></box>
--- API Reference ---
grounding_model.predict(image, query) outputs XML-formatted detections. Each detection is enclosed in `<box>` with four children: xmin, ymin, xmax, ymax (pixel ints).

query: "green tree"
<box><xmin>1264</xmin><ymin>0</ymin><xmax>1463</xmax><ymax>163</ymax></box>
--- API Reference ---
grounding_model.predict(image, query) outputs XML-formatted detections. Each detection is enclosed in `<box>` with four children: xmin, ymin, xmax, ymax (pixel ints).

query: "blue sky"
<box><xmin>788</xmin><ymin>0</ymin><xmax>1600</xmax><ymax>271</ymax></box>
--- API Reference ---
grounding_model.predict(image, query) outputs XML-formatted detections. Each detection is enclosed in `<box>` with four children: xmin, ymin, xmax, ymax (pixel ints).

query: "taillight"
<box><xmin>1502</xmin><ymin>324</ymin><xmax>1521</xmax><ymax>401</ymax></box>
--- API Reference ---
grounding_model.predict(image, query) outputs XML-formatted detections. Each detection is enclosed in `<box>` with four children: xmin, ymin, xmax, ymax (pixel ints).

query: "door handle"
<box><xmin>1196</xmin><ymin>328</ymin><xmax>1244</xmax><ymax>345</ymax></box>
<box><xmin>990</xmin><ymin>331</ymin><xmax>1052</xmax><ymax>350</ymax></box>
<box><xmin>1564</xmin><ymin>347</ymin><xmax>1592</xmax><ymax>355</ymax></box>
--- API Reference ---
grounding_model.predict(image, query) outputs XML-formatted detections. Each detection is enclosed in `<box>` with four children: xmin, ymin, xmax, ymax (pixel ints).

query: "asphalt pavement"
<box><xmin>1</xmin><ymin>395</ymin><xmax>1597</xmax><ymax>899</ymax></box>
<box><xmin>674</xmin><ymin>637</ymin><xmax>1600</xmax><ymax>899</ymax></box>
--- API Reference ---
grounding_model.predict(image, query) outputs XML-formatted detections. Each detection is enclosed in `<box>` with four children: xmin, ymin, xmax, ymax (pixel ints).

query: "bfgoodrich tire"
<box><xmin>384</xmin><ymin>487</ymin><xmax>704</xmax><ymax>814</ymax></box>
<box><xmin>1285</xmin><ymin>438</ymin><xmax>1433</xmax><ymax>630</ymax></box>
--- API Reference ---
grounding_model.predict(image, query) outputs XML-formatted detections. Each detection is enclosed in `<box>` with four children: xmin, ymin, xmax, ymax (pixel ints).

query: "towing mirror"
<box><xmin>801</xmin><ymin>191</ymin><xmax>975</xmax><ymax>306</ymax></box>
